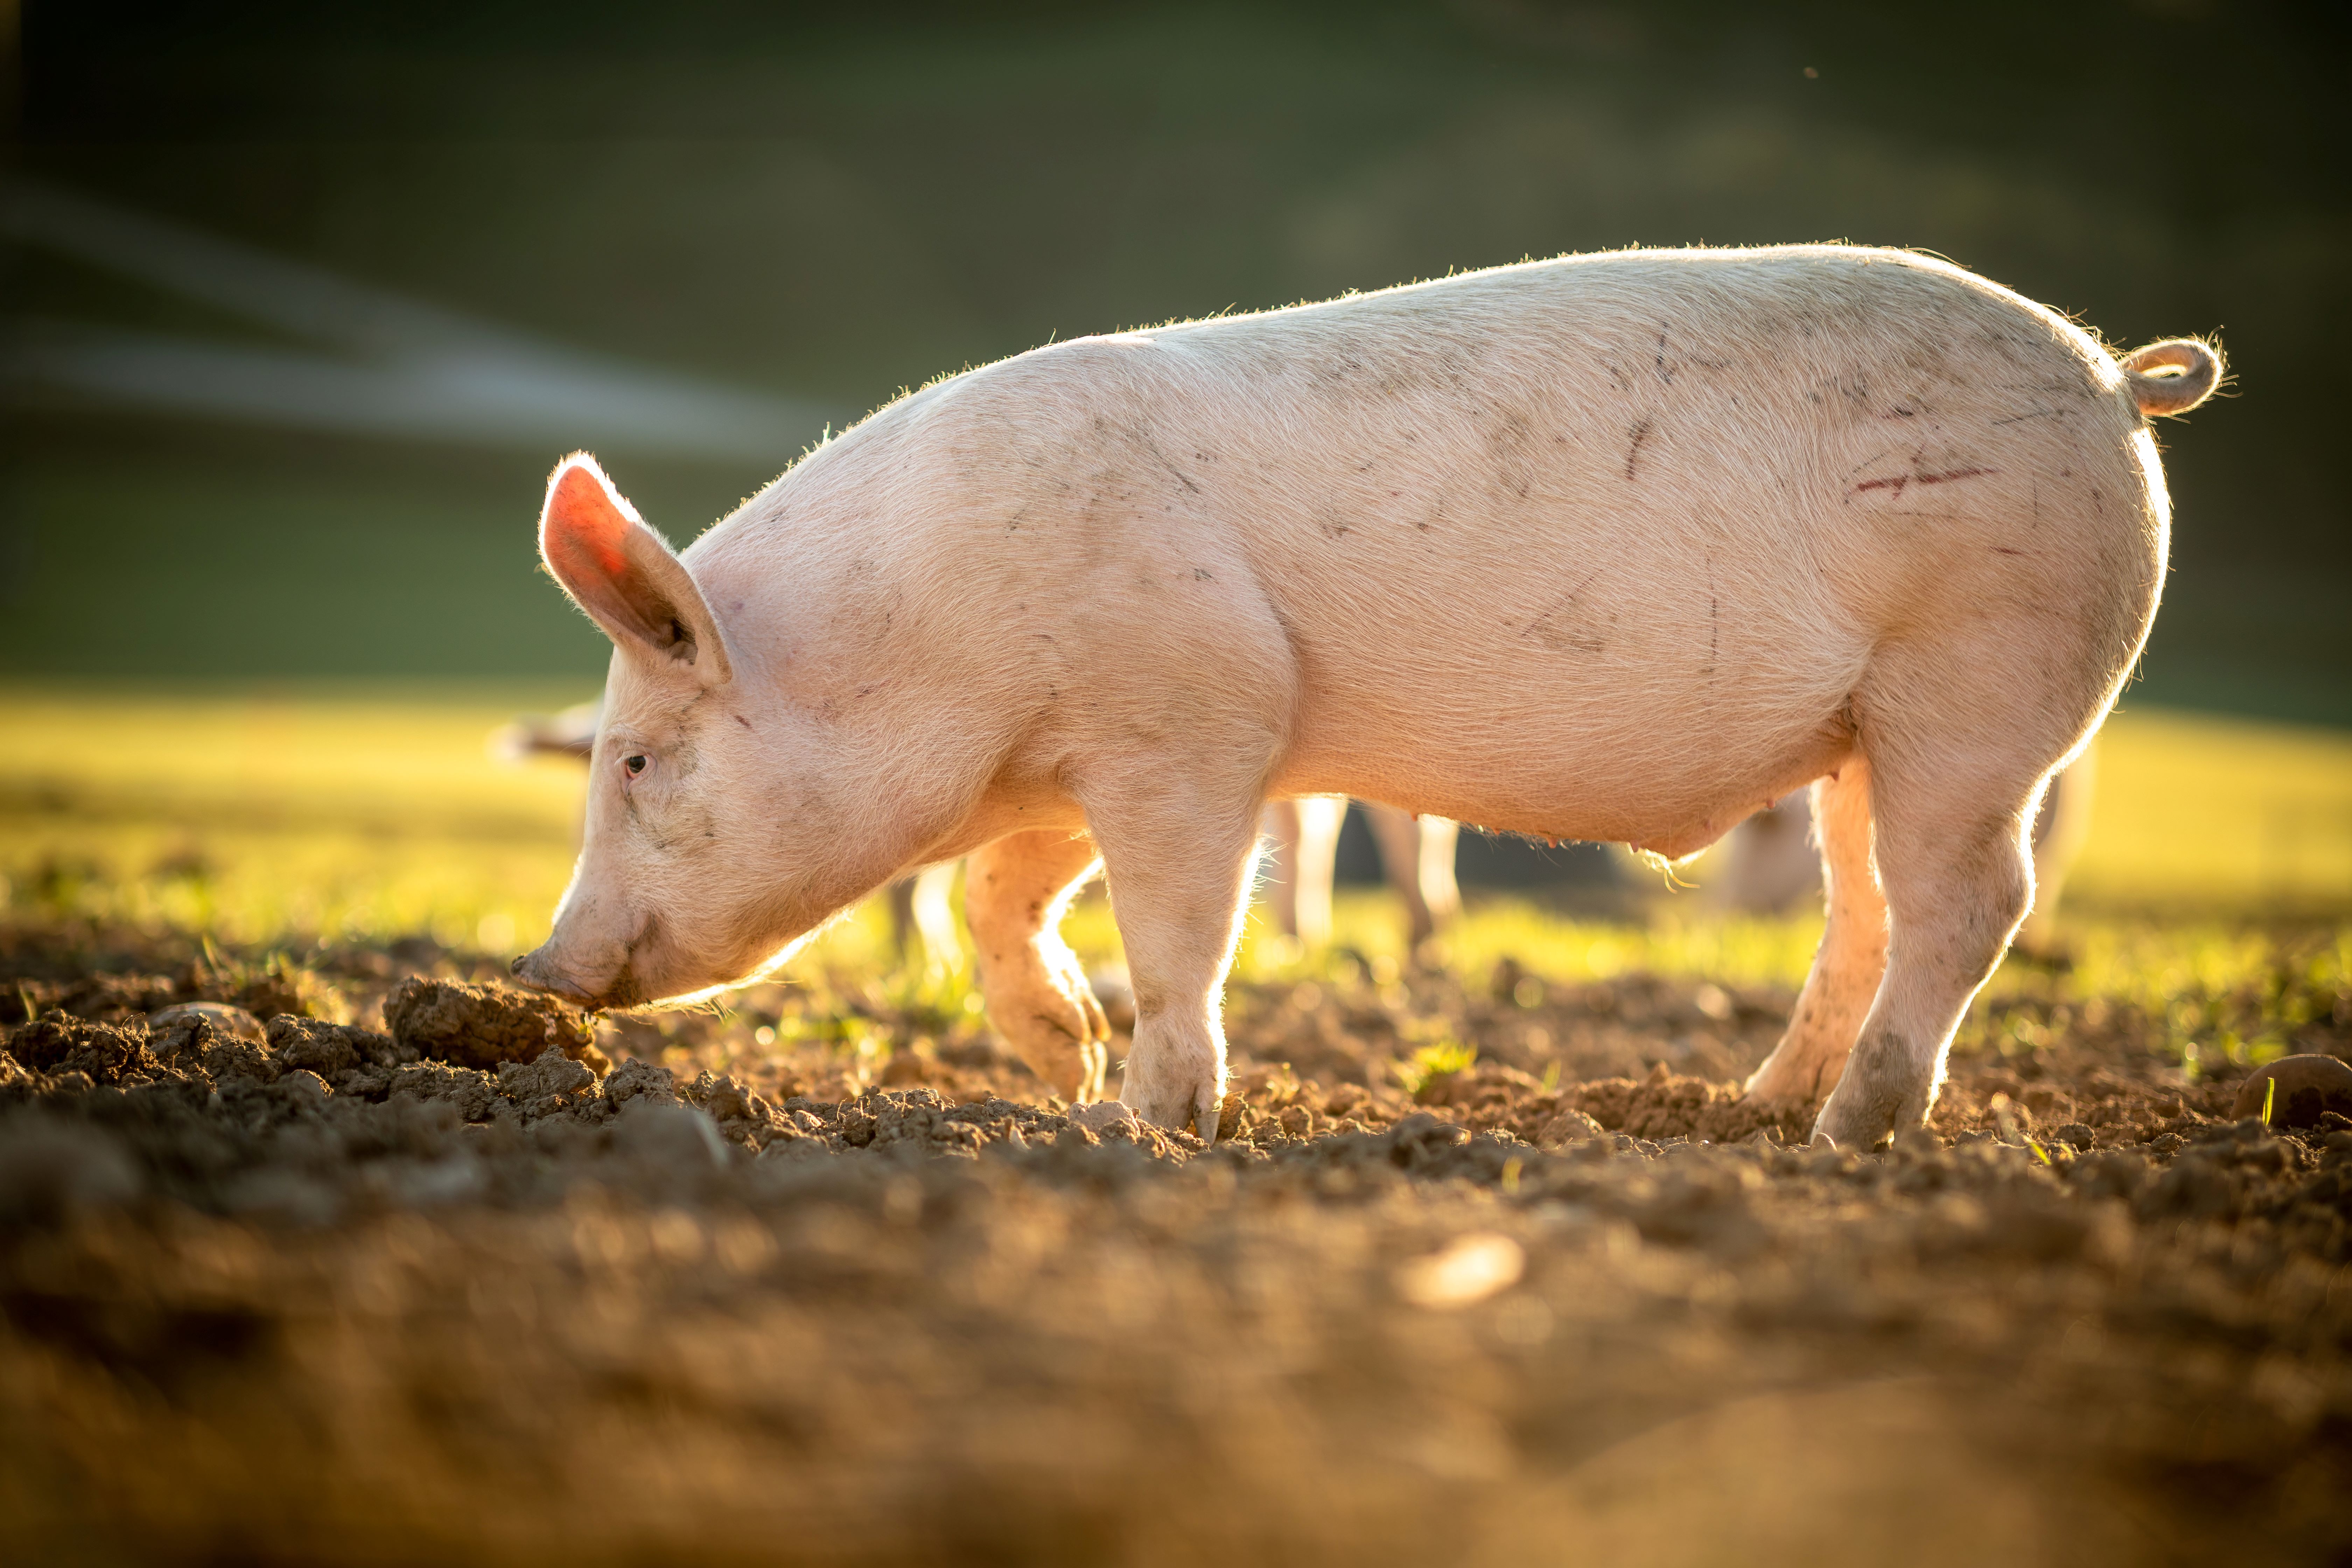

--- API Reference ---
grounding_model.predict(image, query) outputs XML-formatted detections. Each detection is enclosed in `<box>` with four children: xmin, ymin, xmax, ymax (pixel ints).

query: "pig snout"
<box><xmin>510</xmin><ymin>915</ymin><xmax>670</xmax><ymax>1009</ymax></box>
<box><xmin>510</xmin><ymin>944</ymin><xmax>613</xmax><ymax>1008</ymax></box>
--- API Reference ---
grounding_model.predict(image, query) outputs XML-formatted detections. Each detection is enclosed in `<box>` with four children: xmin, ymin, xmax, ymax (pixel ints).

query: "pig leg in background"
<box><xmin>1362</xmin><ymin>803</ymin><xmax>1461</xmax><ymax>949</ymax></box>
<box><xmin>965</xmin><ymin>830</ymin><xmax>1112</xmax><ymax>1102</ymax></box>
<box><xmin>2016</xmin><ymin>745</ymin><xmax>2096</xmax><ymax>953</ymax></box>
<box><xmin>909</xmin><ymin>862</ymin><xmax>962</xmax><ymax>971</ymax></box>
<box><xmin>1742</xmin><ymin>761</ymin><xmax>1888</xmax><ymax>1106</ymax></box>
<box><xmin>1259</xmin><ymin>796</ymin><xmax>1346</xmax><ymax>950</ymax></box>
<box><xmin>887</xmin><ymin>878</ymin><xmax>918</xmax><ymax>963</ymax></box>
<box><xmin>887</xmin><ymin>862</ymin><xmax>964</xmax><ymax>976</ymax></box>
<box><xmin>1711</xmin><ymin>792</ymin><xmax>1824</xmax><ymax>915</ymax></box>
<box><xmin>1088</xmin><ymin>789</ymin><xmax>1268</xmax><ymax>1139</ymax></box>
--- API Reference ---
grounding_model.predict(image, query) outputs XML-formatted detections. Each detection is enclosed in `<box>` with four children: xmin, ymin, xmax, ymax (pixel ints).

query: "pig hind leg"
<box><xmin>1809</xmin><ymin>680</ymin><xmax>2070</xmax><ymax>1148</ymax></box>
<box><xmin>1743</xmin><ymin>760</ymin><xmax>1887</xmax><ymax>1106</ymax></box>
<box><xmin>1086</xmin><ymin>779</ymin><xmax>1269</xmax><ymax>1138</ymax></box>
<box><xmin>966</xmin><ymin>830</ymin><xmax>1112</xmax><ymax>1104</ymax></box>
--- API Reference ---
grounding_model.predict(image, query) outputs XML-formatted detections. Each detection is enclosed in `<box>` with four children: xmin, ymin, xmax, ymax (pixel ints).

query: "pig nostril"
<box><xmin>510</xmin><ymin>954</ymin><xmax>528</xmax><ymax>976</ymax></box>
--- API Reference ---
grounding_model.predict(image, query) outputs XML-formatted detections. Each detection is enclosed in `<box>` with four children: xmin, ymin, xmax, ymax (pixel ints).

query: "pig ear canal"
<box><xmin>624</xmin><ymin>570</ymin><xmax>734</xmax><ymax>686</ymax></box>
<box><xmin>618</xmin><ymin>572</ymin><xmax>732</xmax><ymax>683</ymax></box>
<box><xmin>660</xmin><ymin>577</ymin><xmax>734</xmax><ymax>684</ymax></box>
<box><xmin>538</xmin><ymin>454</ymin><xmax>733</xmax><ymax>685</ymax></box>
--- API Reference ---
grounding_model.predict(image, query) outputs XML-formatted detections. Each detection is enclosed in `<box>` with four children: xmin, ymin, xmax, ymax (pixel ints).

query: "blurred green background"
<box><xmin>5</xmin><ymin>0</ymin><xmax>2347</xmax><ymax>719</ymax></box>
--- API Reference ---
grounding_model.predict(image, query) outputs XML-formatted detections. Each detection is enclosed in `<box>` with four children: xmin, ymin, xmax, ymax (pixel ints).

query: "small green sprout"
<box><xmin>2261</xmin><ymin>1076</ymin><xmax>2276</xmax><ymax>1128</ymax></box>
<box><xmin>1393</xmin><ymin>1040</ymin><xmax>1477</xmax><ymax>1097</ymax></box>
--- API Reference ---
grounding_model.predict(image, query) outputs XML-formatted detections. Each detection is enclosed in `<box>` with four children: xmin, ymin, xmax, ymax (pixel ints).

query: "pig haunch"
<box><xmin>511</xmin><ymin>244</ymin><xmax>2221</xmax><ymax>1150</ymax></box>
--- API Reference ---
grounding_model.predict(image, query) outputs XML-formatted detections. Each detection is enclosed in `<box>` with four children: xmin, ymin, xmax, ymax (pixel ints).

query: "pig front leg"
<box><xmin>966</xmin><ymin>830</ymin><xmax>1113</xmax><ymax>1103</ymax></box>
<box><xmin>1087</xmin><ymin>789</ymin><xmax>1267</xmax><ymax>1141</ymax></box>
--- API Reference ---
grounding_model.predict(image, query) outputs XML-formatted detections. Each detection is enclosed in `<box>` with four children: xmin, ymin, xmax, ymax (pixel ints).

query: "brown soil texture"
<box><xmin>1</xmin><ymin>922</ymin><xmax>2349</xmax><ymax>1566</ymax></box>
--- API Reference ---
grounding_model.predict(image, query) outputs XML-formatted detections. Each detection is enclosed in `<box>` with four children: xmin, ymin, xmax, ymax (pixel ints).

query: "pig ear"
<box><xmin>538</xmin><ymin>454</ymin><xmax>733</xmax><ymax>685</ymax></box>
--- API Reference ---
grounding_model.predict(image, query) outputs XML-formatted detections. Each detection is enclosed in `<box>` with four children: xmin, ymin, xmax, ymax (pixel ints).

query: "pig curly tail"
<box><xmin>2119</xmin><ymin>338</ymin><xmax>2224</xmax><ymax>417</ymax></box>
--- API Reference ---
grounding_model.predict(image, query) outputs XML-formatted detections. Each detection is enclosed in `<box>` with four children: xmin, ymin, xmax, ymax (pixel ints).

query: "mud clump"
<box><xmin>147</xmin><ymin>1001</ymin><xmax>265</xmax><ymax>1043</ymax></box>
<box><xmin>382</xmin><ymin>976</ymin><xmax>609</xmax><ymax>1075</ymax></box>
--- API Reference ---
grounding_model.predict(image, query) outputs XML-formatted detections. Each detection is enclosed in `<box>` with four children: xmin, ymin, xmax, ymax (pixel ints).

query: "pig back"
<box><xmin>939</xmin><ymin>248</ymin><xmax>2150</xmax><ymax>833</ymax></box>
<box><xmin>700</xmin><ymin>246</ymin><xmax>2162</xmax><ymax>845</ymax></box>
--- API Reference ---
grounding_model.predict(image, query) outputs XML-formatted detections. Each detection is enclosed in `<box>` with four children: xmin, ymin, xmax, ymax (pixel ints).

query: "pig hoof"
<box><xmin>983</xmin><ymin>958</ymin><xmax>1112</xmax><ymax>1103</ymax></box>
<box><xmin>1115</xmin><ymin>1035</ymin><xmax>1226</xmax><ymax>1136</ymax></box>
<box><xmin>1120</xmin><ymin>1080</ymin><xmax>1218</xmax><ymax>1137</ymax></box>
<box><xmin>1812</xmin><ymin>1088</ymin><xmax>1922</xmax><ymax>1154</ymax></box>
<box><xmin>1741</xmin><ymin>1050</ymin><xmax>1840</xmax><ymax>1106</ymax></box>
<box><xmin>1191</xmin><ymin>1085</ymin><xmax>1222</xmax><ymax>1147</ymax></box>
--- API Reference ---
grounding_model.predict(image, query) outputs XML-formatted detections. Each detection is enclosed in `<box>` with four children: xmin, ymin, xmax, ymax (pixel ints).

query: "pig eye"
<box><xmin>623</xmin><ymin>754</ymin><xmax>648</xmax><ymax>778</ymax></box>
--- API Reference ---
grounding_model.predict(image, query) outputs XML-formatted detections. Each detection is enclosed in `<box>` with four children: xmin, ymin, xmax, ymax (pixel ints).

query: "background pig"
<box><xmin>511</xmin><ymin>244</ymin><xmax>2220</xmax><ymax>1150</ymax></box>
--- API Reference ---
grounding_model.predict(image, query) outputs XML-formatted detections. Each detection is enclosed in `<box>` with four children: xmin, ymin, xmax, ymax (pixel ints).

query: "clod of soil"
<box><xmin>1536</xmin><ymin>1106</ymin><xmax>1609</xmax><ymax>1147</ymax></box>
<box><xmin>146</xmin><ymin>1001</ymin><xmax>264</xmax><ymax>1042</ymax></box>
<box><xmin>2233</xmin><ymin>1052</ymin><xmax>2352</xmax><ymax>1128</ymax></box>
<box><xmin>381</xmin><ymin>976</ymin><xmax>609</xmax><ymax>1075</ymax></box>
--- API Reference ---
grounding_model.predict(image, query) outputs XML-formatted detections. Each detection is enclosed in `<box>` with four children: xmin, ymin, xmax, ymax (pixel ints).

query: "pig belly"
<box><xmin>1275</xmin><ymin>616</ymin><xmax>1858</xmax><ymax>858</ymax></box>
<box><xmin>1256</xmin><ymin>500</ymin><xmax>1867</xmax><ymax>856</ymax></box>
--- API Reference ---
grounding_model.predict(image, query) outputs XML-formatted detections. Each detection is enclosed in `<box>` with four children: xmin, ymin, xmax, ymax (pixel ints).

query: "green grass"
<box><xmin>1</xmin><ymin>685</ymin><xmax>592</xmax><ymax>949</ymax></box>
<box><xmin>5</xmin><ymin>687</ymin><xmax>2347</xmax><ymax>1019</ymax></box>
<box><xmin>2067</xmin><ymin>708</ymin><xmax>2352</xmax><ymax>911</ymax></box>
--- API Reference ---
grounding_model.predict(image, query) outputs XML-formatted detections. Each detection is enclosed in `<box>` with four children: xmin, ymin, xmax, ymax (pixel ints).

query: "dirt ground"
<box><xmin>2</xmin><ymin>919</ymin><xmax>2349</xmax><ymax>1566</ymax></box>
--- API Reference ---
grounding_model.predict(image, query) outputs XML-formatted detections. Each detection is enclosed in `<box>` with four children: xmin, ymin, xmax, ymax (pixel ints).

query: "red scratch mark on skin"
<box><xmin>1852</xmin><ymin>466</ymin><xmax>1997</xmax><ymax>497</ymax></box>
<box><xmin>1990</xmin><ymin>547</ymin><xmax>2026</xmax><ymax>557</ymax></box>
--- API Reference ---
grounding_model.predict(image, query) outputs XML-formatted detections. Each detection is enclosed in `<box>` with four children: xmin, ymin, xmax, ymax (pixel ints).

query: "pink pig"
<box><xmin>513</xmin><ymin>244</ymin><xmax>2218</xmax><ymax>1149</ymax></box>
